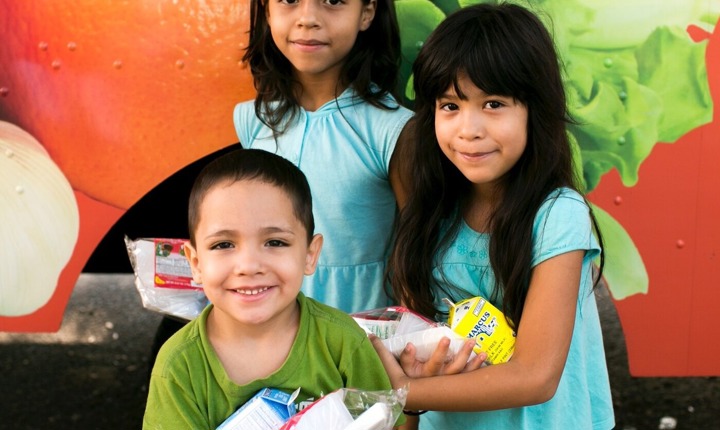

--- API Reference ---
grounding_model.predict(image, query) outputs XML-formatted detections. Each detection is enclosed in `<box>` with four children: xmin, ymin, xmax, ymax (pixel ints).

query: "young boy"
<box><xmin>143</xmin><ymin>149</ymin><xmax>394</xmax><ymax>429</ymax></box>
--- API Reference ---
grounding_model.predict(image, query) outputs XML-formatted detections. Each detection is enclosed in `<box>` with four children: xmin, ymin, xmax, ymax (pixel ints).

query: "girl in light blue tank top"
<box><xmin>234</xmin><ymin>0</ymin><xmax>413</xmax><ymax>313</ymax></box>
<box><xmin>372</xmin><ymin>4</ymin><xmax>615</xmax><ymax>429</ymax></box>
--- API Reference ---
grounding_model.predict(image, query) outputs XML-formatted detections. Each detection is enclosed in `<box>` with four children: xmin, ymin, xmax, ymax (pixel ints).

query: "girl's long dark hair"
<box><xmin>243</xmin><ymin>0</ymin><xmax>401</xmax><ymax>135</ymax></box>
<box><xmin>389</xmin><ymin>3</ymin><xmax>604</xmax><ymax>327</ymax></box>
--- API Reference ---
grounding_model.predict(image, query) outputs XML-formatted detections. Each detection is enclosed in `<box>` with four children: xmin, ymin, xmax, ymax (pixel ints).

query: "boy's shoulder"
<box><xmin>299</xmin><ymin>294</ymin><xmax>366</xmax><ymax>338</ymax></box>
<box><xmin>153</xmin><ymin>309</ymin><xmax>208</xmax><ymax>375</ymax></box>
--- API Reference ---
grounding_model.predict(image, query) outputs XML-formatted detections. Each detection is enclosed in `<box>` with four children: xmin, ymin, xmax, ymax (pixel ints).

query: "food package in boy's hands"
<box><xmin>352</xmin><ymin>307</ymin><xmax>469</xmax><ymax>362</ymax></box>
<box><xmin>444</xmin><ymin>297</ymin><xmax>516</xmax><ymax>364</ymax></box>
<box><xmin>280</xmin><ymin>390</ymin><xmax>353</xmax><ymax>430</ymax></box>
<box><xmin>280</xmin><ymin>387</ymin><xmax>407</xmax><ymax>430</ymax></box>
<box><xmin>217</xmin><ymin>388</ymin><xmax>299</xmax><ymax>430</ymax></box>
<box><xmin>125</xmin><ymin>236</ymin><xmax>208</xmax><ymax>320</ymax></box>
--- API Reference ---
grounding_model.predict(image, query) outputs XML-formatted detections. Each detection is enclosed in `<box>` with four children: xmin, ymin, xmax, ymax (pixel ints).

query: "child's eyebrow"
<box><xmin>437</xmin><ymin>91</ymin><xmax>457</xmax><ymax>100</ymax></box>
<box><xmin>260</xmin><ymin>226</ymin><xmax>296</xmax><ymax>236</ymax></box>
<box><xmin>202</xmin><ymin>229</ymin><xmax>236</xmax><ymax>241</ymax></box>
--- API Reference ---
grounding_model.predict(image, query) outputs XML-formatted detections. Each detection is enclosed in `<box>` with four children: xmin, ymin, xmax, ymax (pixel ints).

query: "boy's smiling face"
<box><xmin>185</xmin><ymin>179</ymin><xmax>322</xmax><ymax>328</ymax></box>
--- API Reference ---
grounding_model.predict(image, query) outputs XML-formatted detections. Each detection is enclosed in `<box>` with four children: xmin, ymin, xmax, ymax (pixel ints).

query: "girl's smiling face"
<box><xmin>434</xmin><ymin>74</ymin><xmax>528</xmax><ymax>194</ymax></box>
<box><xmin>266</xmin><ymin>0</ymin><xmax>376</xmax><ymax>83</ymax></box>
<box><xmin>185</xmin><ymin>179</ymin><xmax>322</xmax><ymax>328</ymax></box>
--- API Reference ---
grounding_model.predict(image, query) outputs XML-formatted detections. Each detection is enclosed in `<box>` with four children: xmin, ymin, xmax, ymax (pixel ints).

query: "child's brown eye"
<box><xmin>211</xmin><ymin>241</ymin><xmax>234</xmax><ymax>250</ymax></box>
<box><xmin>267</xmin><ymin>239</ymin><xmax>288</xmax><ymax>247</ymax></box>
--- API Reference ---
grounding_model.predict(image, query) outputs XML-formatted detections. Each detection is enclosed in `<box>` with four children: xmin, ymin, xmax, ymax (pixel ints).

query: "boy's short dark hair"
<box><xmin>188</xmin><ymin>149</ymin><xmax>314</xmax><ymax>245</ymax></box>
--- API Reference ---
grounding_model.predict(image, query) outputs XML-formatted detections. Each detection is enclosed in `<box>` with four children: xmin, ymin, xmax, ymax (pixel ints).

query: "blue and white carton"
<box><xmin>217</xmin><ymin>387</ymin><xmax>300</xmax><ymax>430</ymax></box>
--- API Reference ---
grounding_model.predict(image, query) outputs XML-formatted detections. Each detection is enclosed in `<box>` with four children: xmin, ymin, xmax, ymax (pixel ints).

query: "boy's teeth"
<box><xmin>235</xmin><ymin>287</ymin><xmax>269</xmax><ymax>295</ymax></box>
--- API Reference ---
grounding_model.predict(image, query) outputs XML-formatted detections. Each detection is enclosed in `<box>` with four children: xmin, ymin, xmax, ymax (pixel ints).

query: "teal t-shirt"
<box><xmin>422</xmin><ymin>188</ymin><xmax>615</xmax><ymax>430</ymax></box>
<box><xmin>143</xmin><ymin>293</ymin><xmax>393</xmax><ymax>429</ymax></box>
<box><xmin>234</xmin><ymin>88</ymin><xmax>413</xmax><ymax>313</ymax></box>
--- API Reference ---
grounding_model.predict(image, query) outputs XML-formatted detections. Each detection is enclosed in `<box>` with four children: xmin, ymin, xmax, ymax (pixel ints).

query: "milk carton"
<box><xmin>444</xmin><ymin>297</ymin><xmax>516</xmax><ymax>364</ymax></box>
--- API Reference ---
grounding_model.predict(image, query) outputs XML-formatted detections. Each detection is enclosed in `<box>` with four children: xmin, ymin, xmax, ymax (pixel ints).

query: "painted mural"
<box><xmin>1</xmin><ymin>0</ymin><xmax>719</xmax><ymax>376</ymax></box>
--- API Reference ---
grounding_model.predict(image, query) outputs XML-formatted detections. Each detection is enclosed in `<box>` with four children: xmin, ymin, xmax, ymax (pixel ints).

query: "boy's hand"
<box><xmin>399</xmin><ymin>338</ymin><xmax>486</xmax><ymax>377</ymax></box>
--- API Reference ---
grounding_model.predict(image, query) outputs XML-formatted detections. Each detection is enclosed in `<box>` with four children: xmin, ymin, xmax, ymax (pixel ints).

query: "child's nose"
<box><xmin>233</xmin><ymin>246</ymin><xmax>264</xmax><ymax>275</ymax></box>
<box><xmin>459</xmin><ymin>112</ymin><xmax>484</xmax><ymax>140</ymax></box>
<box><xmin>297</xmin><ymin>1</ymin><xmax>320</xmax><ymax>28</ymax></box>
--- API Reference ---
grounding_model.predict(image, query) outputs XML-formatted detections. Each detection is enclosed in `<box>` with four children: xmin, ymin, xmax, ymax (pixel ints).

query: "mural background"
<box><xmin>1</xmin><ymin>0</ymin><xmax>719</xmax><ymax>376</ymax></box>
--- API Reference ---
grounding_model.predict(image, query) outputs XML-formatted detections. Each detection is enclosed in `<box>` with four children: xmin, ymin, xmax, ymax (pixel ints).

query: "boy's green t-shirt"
<box><xmin>143</xmin><ymin>292</ymin><xmax>393</xmax><ymax>429</ymax></box>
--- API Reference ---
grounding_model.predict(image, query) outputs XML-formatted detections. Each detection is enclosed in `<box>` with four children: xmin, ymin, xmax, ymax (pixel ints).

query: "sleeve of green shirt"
<box><xmin>341</xmin><ymin>330</ymin><xmax>406</xmax><ymax>427</ymax></box>
<box><xmin>143</xmin><ymin>371</ymin><xmax>212</xmax><ymax>430</ymax></box>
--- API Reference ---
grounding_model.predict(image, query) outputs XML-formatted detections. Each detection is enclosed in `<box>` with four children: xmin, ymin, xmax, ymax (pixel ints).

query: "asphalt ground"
<box><xmin>1</xmin><ymin>274</ymin><xmax>719</xmax><ymax>430</ymax></box>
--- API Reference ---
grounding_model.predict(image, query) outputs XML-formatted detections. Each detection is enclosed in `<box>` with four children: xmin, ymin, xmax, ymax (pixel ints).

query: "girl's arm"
<box><xmin>373</xmin><ymin>250</ymin><xmax>584</xmax><ymax>412</ymax></box>
<box><xmin>397</xmin><ymin>414</ymin><xmax>419</xmax><ymax>430</ymax></box>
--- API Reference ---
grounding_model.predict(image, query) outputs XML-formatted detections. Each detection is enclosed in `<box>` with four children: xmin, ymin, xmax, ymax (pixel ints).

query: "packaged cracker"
<box><xmin>352</xmin><ymin>307</ymin><xmax>468</xmax><ymax>363</ymax></box>
<box><xmin>125</xmin><ymin>236</ymin><xmax>208</xmax><ymax>320</ymax></box>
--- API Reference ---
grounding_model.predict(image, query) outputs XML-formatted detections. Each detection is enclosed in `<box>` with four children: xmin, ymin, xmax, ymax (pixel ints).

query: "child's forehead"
<box><xmin>199</xmin><ymin>179</ymin><xmax>305</xmax><ymax>223</ymax></box>
<box><xmin>208</xmin><ymin>178</ymin><xmax>289</xmax><ymax>200</ymax></box>
<box><xmin>439</xmin><ymin>74</ymin><xmax>487</xmax><ymax>98</ymax></box>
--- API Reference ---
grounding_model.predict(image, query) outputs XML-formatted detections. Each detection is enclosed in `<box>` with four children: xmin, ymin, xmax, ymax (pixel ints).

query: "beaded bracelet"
<box><xmin>403</xmin><ymin>409</ymin><xmax>428</xmax><ymax>416</ymax></box>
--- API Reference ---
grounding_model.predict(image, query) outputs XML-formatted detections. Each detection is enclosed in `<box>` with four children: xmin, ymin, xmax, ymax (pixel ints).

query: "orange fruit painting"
<box><xmin>0</xmin><ymin>0</ymin><xmax>254</xmax><ymax>209</ymax></box>
<box><xmin>0</xmin><ymin>0</ymin><xmax>254</xmax><ymax>332</ymax></box>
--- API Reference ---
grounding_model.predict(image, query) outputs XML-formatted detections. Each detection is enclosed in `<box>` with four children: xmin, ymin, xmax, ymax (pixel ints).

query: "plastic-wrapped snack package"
<box><xmin>352</xmin><ymin>307</ymin><xmax>469</xmax><ymax>363</ymax></box>
<box><xmin>124</xmin><ymin>236</ymin><xmax>208</xmax><ymax>321</ymax></box>
<box><xmin>280</xmin><ymin>387</ymin><xmax>407</xmax><ymax>430</ymax></box>
<box><xmin>351</xmin><ymin>306</ymin><xmax>436</xmax><ymax>339</ymax></box>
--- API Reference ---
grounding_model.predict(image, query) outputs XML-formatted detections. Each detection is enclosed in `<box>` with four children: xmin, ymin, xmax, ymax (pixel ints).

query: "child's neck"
<box><xmin>206</xmin><ymin>304</ymin><xmax>300</xmax><ymax>385</ymax></box>
<box><xmin>464</xmin><ymin>185</ymin><xmax>500</xmax><ymax>233</ymax></box>
<box><xmin>296</xmin><ymin>76</ymin><xmax>348</xmax><ymax>112</ymax></box>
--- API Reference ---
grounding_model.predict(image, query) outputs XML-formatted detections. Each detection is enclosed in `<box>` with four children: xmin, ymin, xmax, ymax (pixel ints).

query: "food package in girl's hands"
<box><xmin>279</xmin><ymin>387</ymin><xmax>407</xmax><ymax>430</ymax></box>
<box><xmin>124</xmin><ymin>236</ymin><xmax>208</xmax><ymax>321</ymax></box>
<box><xmin>444</xmin><ymin>297</ymin><xmax>516</xmax><ymax>364</ymax></box>
<box><xmin>352</xmin><ymin>307</ymin><xmax>470</xmax><ymax>362</ymax></box>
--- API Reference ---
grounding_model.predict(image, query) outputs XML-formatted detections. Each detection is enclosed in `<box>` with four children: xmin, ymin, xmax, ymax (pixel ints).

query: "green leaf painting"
<box><xmin>592</xmin><ymin>204</ymin><xmax>648</xmax><ymax>299</ymax></box>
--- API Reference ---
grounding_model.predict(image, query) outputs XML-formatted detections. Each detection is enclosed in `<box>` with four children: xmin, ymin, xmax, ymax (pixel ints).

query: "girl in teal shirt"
<box><xmin>373</xmin><ymin>4</ymin><xmax>615</xmax><ymax>429</ymax></box>
<box><xmin>234</xmin><ymin>0</ymin><xmax>413</xmax><ymax>313</ymax></box>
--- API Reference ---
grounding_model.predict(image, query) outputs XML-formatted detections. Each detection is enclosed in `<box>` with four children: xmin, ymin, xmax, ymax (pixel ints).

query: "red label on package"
<box><xmin>153</xmin><ymin>239</ymin><xmax>199</xmax><ymax>289</ymax></box>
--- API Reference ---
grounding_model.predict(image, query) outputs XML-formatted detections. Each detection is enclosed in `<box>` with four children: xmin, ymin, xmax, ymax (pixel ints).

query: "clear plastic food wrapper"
<box><xmin>279</xmin><ymin>387</ymin><xmax>407</xmax><ymax>430</ymax></box>
<box><xmin>124</xmin><ymin>236</ymin><xmax>208</xmax><ymax>321</ymax></box>
<box><xmin>352</xmin><ymin>307</ymin><xmax>470</xmax><ymax>362</ymax></box>
<box><xmin>351</xmin><ymin>306</ymin><xmax>435</xmax><ymax>339</ymax></box>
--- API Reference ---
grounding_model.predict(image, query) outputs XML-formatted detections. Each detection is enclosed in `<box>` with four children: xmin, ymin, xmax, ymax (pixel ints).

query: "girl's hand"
<box><xmin>399</xmin><ymin>338</ymin><xmax>486</xmax><ymax>377</ymax></box>
<box><xmin>369</xmin><ymin>334</ymin><xmax>412</xmax><ymax>389</ymax></box>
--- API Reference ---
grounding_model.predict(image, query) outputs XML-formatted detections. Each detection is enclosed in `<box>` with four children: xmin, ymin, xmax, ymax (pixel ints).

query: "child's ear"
<box><xmin>183</xmin><ymin>241</ymin><xmax>203</xmax><ymax>285</ymax></box>
<box><xmin>359</xmin><ymin>0</ymin><xmax>376</xmax><ymax>31</ymax></box>
<box><xmin>304</xmin><ymin>234</ymin><xmax>324</xmax><ymax>275</ymax></box>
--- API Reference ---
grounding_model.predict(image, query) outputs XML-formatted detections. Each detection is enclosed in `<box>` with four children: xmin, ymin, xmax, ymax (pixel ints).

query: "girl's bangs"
<box><xmin>421</xmin><ymin>26</ymin><xmax>523</xmax><ymax>102</ymax></box>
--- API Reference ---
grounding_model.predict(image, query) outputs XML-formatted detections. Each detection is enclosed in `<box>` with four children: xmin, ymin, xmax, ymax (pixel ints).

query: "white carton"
<box><xmin>217</xmin><ymin>388</ymin><xmax>299</xmax><ymax>430</ymax></box>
